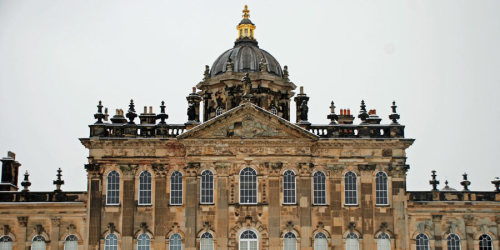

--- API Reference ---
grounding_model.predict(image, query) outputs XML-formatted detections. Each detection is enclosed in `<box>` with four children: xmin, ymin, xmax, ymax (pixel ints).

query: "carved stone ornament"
<box><xmin>388</xmin><ymin>164</ymin><xmax>410</xmax><ymax>176</ymax></box>
<box><xmin>51</xmin><ymin>217</ymin><xmax>61</xmax><ymax>227</ymax></box>
<box><xmin>107</xmin><ymin>223</ymin><xmax>116</xmax><ymax>234</ymax></box>
<box><xmin>358</xmin><ymin>164</ymin><xmax>376</xmax><ymax>171</ymax></box>
<box><xmin>17</xmin><ymin>216</ymin><xmax>28</xmax><ymax>227</ymax></box>
<box><xmin>326</xmin><ymin>164</ymin><xmax>344</xmax><ymax>173</ymax></box>
<box><xmin>464</xmin><ymin>215</ymin><xmax>474</xmax><ymax>226</ymax></box>
<box><xmin>34</xmin><ymin>224</ymin><xmax>45</xmax><ymax>235</ymax></box>
<box><xmin>152</xmin><ymin>164</ymin><xmax>169</xmax><ymax>177</ymax></box>
<box><xmin>120</xmin><ymin>164</ymin><xmax>138</xmax><ymax>176</ymax></box>
<box><xmin>348</xmin><ymin>222</ymin><xmax>356</xmax><ymax>232</ymax></box>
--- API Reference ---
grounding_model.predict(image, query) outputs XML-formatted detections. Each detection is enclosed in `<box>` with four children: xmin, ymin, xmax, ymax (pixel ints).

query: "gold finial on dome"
<box><xmin>242</xmin><ymin>5</ymin><xmax>250</xmax><ymax>19</ymax></box>
<box><xmin>237</xmin><ymin>5</ymin><xmax>256</xmax><ymax>40</ymax></box>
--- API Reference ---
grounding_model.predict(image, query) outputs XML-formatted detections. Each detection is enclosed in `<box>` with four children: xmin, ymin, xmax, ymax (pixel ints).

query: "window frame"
<box><xmin>106</xmin><ymin>171</ymin><xmax>120</xmax><ymax>206</ymax></box>
<box><xmin>479</xmin><ymin>234</ymin><xmax>493</xmax><ymax>250</ymax></box>
<box><xmin>64</xmin><ymin>235</ymin><xmax>78</xmax><ymax>250</ymax></box>
<box><xmin>31</xmin><ymin>235</ymin><xmax>47</xmax><ymax>250</ymax></box>
<box><xmin>169</xmin><ymin>233</ymin><xmax>183</xmax><ymax>250</ymax></box>
<box><xmin>346</xmin><ymin>232</ymin><xmax>359</xmax><ymax>250</ymax></box>
<box><xmin>313</xmin><ymin>171</ymin><xmax>327</xmax><ymax>205</ymax></box>
<box><xmin>377</xmin><ymin>232</ymin><xmax>390</xmax><ymax>250</ymax></box>
<box><xmin>447</xmin><ymin>233</ymin><xmax>461</xmax><ymax>250</ymax></box>
<box><xmin>0</xmin><ymin>235</ymin><xmax>13</xmax><ymax>250</ymax></box>
<box><xmin>313</xmin><ymin>232</ymin><xmax>328</xmax><ymax>250</ymax></box>
<box><xmin>375</xmin><ymin>171</ymin><xmax>389</xmax><ymax>206</ymax></box>
<box><xmin>283</xmin><ymin>170</ymin><xmax>296</xmax><ymax>205</ymax></box>
<box><xmin>200</xmin><ymin>170</ymin><xmax>215</xmax><ymax>204</ymax></box>
<box><xmin>239</xmin><ymin>230</ymin><xmax>258</xmax><ymax>250</ymax></box>
<box><xmin>239</xmin><ymin>167</ymin><xmax>258</xmax><ymax>205</ymax></box>
<box><xmin>200</xmin><ymin>232</ymin><xmax>214</xmax><ymax>250</ymax></box>
<box><xmin>170</xmin><ymin>171</ymin><xmax>183</xmax><ymax>206</ymax></box>
<box><xmin>415</xmin><ymin>233</ymin><xmax>429</xmax><ymax>250</ymax></box>
<box><xmin>137</xmin><ymin>233</ymin><xmax>151</xmax><ymax>250</ymax></box>
<box><xmin>344</xmin><ymin>171</ymin><xmax>358</xmax><ymax>206</ymax></box>
<box><xmin>138</xmin><ymin>171</ymin><xmax>152</xmax><ymax>206</ymax></box>
<box><xmin>104</xmin><ymin>233</ymin><xmax>118</xmax><ymax>250</ymax></box>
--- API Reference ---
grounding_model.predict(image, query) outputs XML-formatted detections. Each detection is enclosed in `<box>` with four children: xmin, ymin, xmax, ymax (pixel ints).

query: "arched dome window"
<box><xmin>64</xmin><ymin>235</ymin><xmax>78</xmax><ymax>250</ymax></box>
<box><xmin>314</xmin><ymin>232</ymin><xmax>327</xmax><ymax>250</ymax></box>
<box><xmin>200</xmin><ymin>232</ymin><xmax>214</xmax><ymax>250</ymax></box>
<box><xmin>0</xmin><ymin>235</ymin><xmax>12</xmax><ymax>250</ymax></box>
<box><xmin>240</xmin><ymin>168</ymin><xmax>257</xmax><ymax>204</ymax></box>
<box><xmin>416</xmin><ymin>233</ymin><xmax>429</xmax><ymax>250</ymax></box>
<box><xmin>137</xmin><ymin>233</ymin><xmax>150</xmax><ymax>250</ymax></box>
<box><xmin>284</xmin><ymin>232</ymin><xmax>297</xmax><ymax>250</ymax></box>
<box><xmin>239</xmin><ymin>230</ymin><xmax>258</xmax><ymax>250</ymax></box>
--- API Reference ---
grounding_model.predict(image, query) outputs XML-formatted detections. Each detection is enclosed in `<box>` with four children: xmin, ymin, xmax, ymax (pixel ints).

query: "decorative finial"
<box><xmin>242</xmin><ymin>5</ymin><xmax>250</xmax><ymax>19</ymax></box>
<box><xmin>126</xmin><ymin>99</ymin><xmax>137</xmax><ymax>124</ymax></box>
<box><xmin>327</xmin><ymin>101</ymin><xmax>338</xmax><ymax>125</ymax></box>
<box><xmin>94</xmin><ymin>101</ymin><xmax>105</xmax><ymax>124</ymax></box>
<box><xmin>389</xmin><ymin>101</ymin><xmax>400</xmax><ymax>124</ymax></box>
<box><xmin>53</xmin><ymin>168</ymin><xmax>64</xmax><ymax>192</ymax></box>
<box><xmin>459</xmin><ymin>173</ymin><xmax>471</xmax><ymax>191</ymax></box>
<box><xmin>491</xmin><ymin>177</ymin><xmax>500</xmax><ymax>192</ymax></box>
<box><xmin>21</xmin><ymin>171</ymin><xmax>31</xmax><ymax>192</ymax></box>
<box><xmin>157</xmin><ymin>101</ymin><xmax>169</xmax><ymax>125</ymax></box>
<box><xmin>358</xmin><ymin>100</ymin><xmax>368</xmax><ymax>123</ymax></box>
<box><xmin>429</xmin><ymin>170</ymin><xmax>439</xmax><ymax>191</ymax></box>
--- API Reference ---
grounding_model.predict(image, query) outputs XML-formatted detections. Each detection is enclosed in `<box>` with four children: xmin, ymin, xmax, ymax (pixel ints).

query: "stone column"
<box><xmin>390</xmin><ymin>165</ymin><xmax>410</xmax><ymax>250</ymax></box>
<box><xmin>464</xmin><ymin>215</ymin><xmax>474</xmax><ymax>250</ymax></box>
<box><xmin>359</xmin><ymin>165</ymin><xmax>375</xmax><ymax>250</ymax></box>
<box><xmin>120</xmin><ymin>165</ymin><xmax>138</xmax><ymax>250</ymax></box>
<box><xmin>496</xmin><ymin>215</ymin><xmax>500</xmax><ymax>250</ymax></box>
<box><xmin>17</xmin><ymin>216</ymin><xmax>28</xmax><ymax>250</ymax></box>
<box><xmin>298</xmin><ymin>163</ymin><xmax>312</xmax><ymax>249</ymax></box>
<box><xmin>50</xmin><ymin>217</ymin><xmax>61</xmax><ymax>250</ymax></box>
<box><xmin>268</xmin><ymin>163</ymin><xmax>281</xmax><ymax>250</ymax></box>
<box><xmin>215</xmin><ymin>163</ymin><xmax>230</xmax><ymax>248</ymax></box>
<box><xmin>432</xmin><ymin>215</ymin><xmax>443</xmax><ymax>250</ymax></box>
<box><xmin>153</xmin><ymin>165</ymin><xmax>168</xmax><ymax>250</ymax></box>
<box><xmin>185</xmin><ymin>164</ymin><xmax>199</xmax><ymax>250</ymax></box>
<box><xmin>85</xmin><ymin>164</ymin><xmax>102</xmax><ymax>250</ymax></box>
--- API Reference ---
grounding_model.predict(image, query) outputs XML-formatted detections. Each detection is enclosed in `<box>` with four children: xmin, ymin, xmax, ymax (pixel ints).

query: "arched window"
<box><xmin>240</xmin><ymin>168</ymin><xmax>257</xmax><ymax>204</ymax></box>
<box><xmin>169</xmin><ymin>233</ymin><xmax>182</xmax><ymax>250</ymax></box>
<box><xmin>106</xmin><ymin>171</ymin><xmax>120</xmax><ymax>205</ymax></box>
<box><xmin>104</xmin><ymin>233</ymin><xmax>118</xmax><ymax>250</ymax></box>
<box><xmin>313</xmin><ymin>171</ymin><xmax>326</xmax><ymax>205</ymax></box>
<box><xmin>200</xmin><ymin>232</ymin><xmax>214</xmax><ymax>250</ymax></box>
<box><xmin>375</xmin><ymin>172</ymin><xmax>388</xmax><ymax>205</ymax></box>
<box><xmin>479</xmin><ymin>234</ymin><xmax>493</xmax><ymax>250</ymax></box>
<box><xmin>344</xmin><ymin>172</ymin><xmax>358</xmax><ymax>205</ymax></box>
<box><xmin>346</xmin><ymin>233</ymin><xmax>359</xmax><ymax>250</ymax></box>
<box><xmin>239</xmin><ymin>230</ymin><xmax>258</xmax><ymax>250</ymax></box>
<box><xmin>283</xmin><ymin>170</ymin><xmax>296</xmax><ymax>204</ymax></box>
<box><xmin>170</xmin><ymin>171</ymin><xmax>183</xmax><ymax>205</ymax></box>
<box><xmin>32</xmin><ymin>235</ymin><xmax>46</xmax><ymax>250</ymax></box>
<box><xmin>64</xmin><ymin>235</ymin><xmax>78</xmax><ymax>250</ymax></box>
<box><xmin>216</xmin><ymin>107</ymin><xmax>223</xmax><ymax>116</ymax></box>
<box><xmin>313</xmin><ymin>232</ymin><xmax>327</xmax><ymax>250</ymax></box>
<box><xmin>139</xmin><ymin>171</ymin><xmax>152</xmax><ymax>205</ymax></box>
<box><xmin>447</xmin><ymin>234</ymin><xmax>461</xmax><ymax>250</ymax></box>
<box><xmin>377</xmin><ymin>233</ymin><xmax>390</xmax><ymax>250</ymax></box>
<box><xmin>416</xmin><ymin>233</ymin><xmax>429</xmax><ymax>250</ymax></box>
<box><xmin>0</xmin><ymin>235</ymin><xmax>12</xmax><ymax>250</ymax></box>
<box><xmin>201</xmin><ymin>170</ymin><xmax>214</xmax><ymax>204</ymax></box>
<box><xmin>137</xmin><ymin>233</ymin><xmax>150</xmax><ymax>250</ymax></box>
<box><xmin>284</xmin><ymin>232</ymin><xmax>297</xmax><ymax>250</ymax></box>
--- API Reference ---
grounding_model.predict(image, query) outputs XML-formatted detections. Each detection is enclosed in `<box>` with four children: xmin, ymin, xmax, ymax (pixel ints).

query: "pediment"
<box><xmin>177</xmin><ymin>103</ymin><xmax>318</xmax><ymax>140</ymax></box>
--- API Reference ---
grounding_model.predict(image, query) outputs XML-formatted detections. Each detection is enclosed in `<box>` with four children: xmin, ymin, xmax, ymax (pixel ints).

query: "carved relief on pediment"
<box><xmin>212</xmin><ymin>115</ymin><xmax>284</xmax><ymax>138</ymax></box>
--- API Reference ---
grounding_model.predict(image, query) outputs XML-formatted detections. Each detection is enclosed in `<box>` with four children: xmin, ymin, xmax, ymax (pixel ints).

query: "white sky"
<box><xmin>0</xmin><ymin>0</ymin><xmax>499</xmax><ymax>192</ymax></box>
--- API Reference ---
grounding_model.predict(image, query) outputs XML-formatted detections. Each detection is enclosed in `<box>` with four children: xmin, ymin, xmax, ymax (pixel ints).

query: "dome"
<box><xmin>209</xmin><ymin>40</ymin><xmax>283</xmax><ymax>77</ymax></box>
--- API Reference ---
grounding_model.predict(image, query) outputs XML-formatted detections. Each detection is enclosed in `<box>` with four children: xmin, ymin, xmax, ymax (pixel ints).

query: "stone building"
<box><xmin>0</xmin><ymin>5</ymin><xmax>499</xmax><ymax>250</ymax></box>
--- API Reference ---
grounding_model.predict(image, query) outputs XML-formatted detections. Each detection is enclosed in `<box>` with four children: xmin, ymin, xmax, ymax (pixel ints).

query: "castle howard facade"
<box><xmin>0</xmin><ymin>6</ymin><xmax>499</xmax><ymax>250</ymax></box>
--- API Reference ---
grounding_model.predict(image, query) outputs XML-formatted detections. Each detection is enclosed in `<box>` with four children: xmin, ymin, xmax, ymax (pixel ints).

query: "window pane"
<box><xmin>32</xmin><ymin>236</ymin><xmax>46</xmax><ymax>250</ymax></box>
<box><xmin>105</xmin><ymin>234</ymin><xmax>118</xmax><ymax>250</ymax></box>
<box><xmin>479</xmin><ymin>234</ymin><xmax>493</xmax><ymax>250</ymax></box>
<box><xmin>283</xmin><ymin>171</ymin><xmax>296</xmax><ymax>204</ymax></box>
<box><xmin>377</xmin><ymin>233</ymin><xmax>390</xmax><ymax>250</ymax></box>
<box><xmin>346</xmin><ymin>233</ymin><xmax>359</xmax><ymax>250</ymax></box>
<box><xmin>170</xmin><ymin>233</ymin><xmax>182</xmax><ymax>250</ymax></box>
<box><xmin>345</xmin><ymin>172</ymin><xmax>357</xmax><ymax>205</ymax></box>
<box><xmin>447</xmin><ymin>234</ymin><xmax>461</xmax><ymax>250</ymax></box>
<box><xmin>201</xmin><ymin>170</ymin><xmax>214</xmax><ymax>204</ymax></box>
<box><xmin>416</xmin><ymin>234</ymin><xmax>429</xmax><ymax>250</ymax></box>
<box><xmin>139</xmin><ymin>172</ymin><xmax>152</xmax><ymax>205</ymax></box>
<box><xmin>64</xmin><ymin>235</ymin><xmax>78</xmax><ymax>250</ymax></box>
<box><xmin>240</xmin><ymin>168</ymin><xmax>257</xmax><ymax>204</ymax></box>
<box><xmin>375</xmin><ymin>172</ymin><xmax>388</xmax><ymax>205</ymax></box>
<box><xmin>137</xmin><ymin>233</ymin><xmax>150</xmax><ymax>250</ymax></box>
<box><xmin>313</xmin><ymin>172</ymin><xmax>326</xmax><ymax>205</ymax></box>
<box><xmin>107</xmin><ymin>171</ymin><xmax>120</xmax><ymax>205</ymax></box>
<box><xmin>171</xmin><ymin>171</ymin><xmax>183</xmax><ymax>205</ymax></box>
<box><xmin>314</xmin><ymin>233</ymin><xmax>327</xmax><ymax>250</ymax></box>
<box><xmin>0</xmin><ymin>236</ymin><xmax>12</xmax><ymax>250</ymax></box>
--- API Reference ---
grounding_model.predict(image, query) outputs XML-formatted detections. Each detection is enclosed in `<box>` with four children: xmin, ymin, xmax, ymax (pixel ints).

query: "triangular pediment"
<box><xmin>177</xmin><ymin>103</ymin><xmax>318</xmax><ymax>140</ymax></box>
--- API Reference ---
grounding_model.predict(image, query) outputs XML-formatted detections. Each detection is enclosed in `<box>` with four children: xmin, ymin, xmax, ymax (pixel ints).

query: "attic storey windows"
<box><xmin>375</xmin><ymin>172</ymin><xmax>389</xmax><ymax>205</ymax></box>
<box><xmin>313</xmin><ymin>171</ymin><xmax>326</xmax><ymax>205</ymax></box>
<box><xmin>344</xmin><ymin>172</ymin><xmax>358</xmax><ymax>205</ymax></box>
<box><xmin>201</xmin><ymin>170</ymin><xmax>214</xmax><ymax>204</ymax></box>
<box><xmin>106</xmin><ymin>171</ymin><xmax>120</xmax><ymax>205</ymax></box>
<box><xmin>283</xmin><ymin>170</ymin><xmax>296</xmax><ymax>204</ymax></box>
<box><xmin>240</xmin><ymin>167</ymin><xmax>257</xmax><ymax>204</ymax></box>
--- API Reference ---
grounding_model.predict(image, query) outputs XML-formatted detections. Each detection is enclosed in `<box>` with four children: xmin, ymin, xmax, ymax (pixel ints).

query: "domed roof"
<box><xmin>210</xmin><ymin>40</ymin><xmax>283</xmax><ymax>77</ymax></box>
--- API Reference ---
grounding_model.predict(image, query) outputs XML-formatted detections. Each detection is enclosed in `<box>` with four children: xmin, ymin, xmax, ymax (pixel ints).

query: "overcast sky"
<box><xmin>0</xmin><ymin>0</ymin><xmax>499</xmax><ymax>192</ymax></box>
